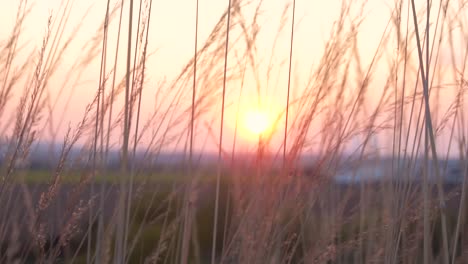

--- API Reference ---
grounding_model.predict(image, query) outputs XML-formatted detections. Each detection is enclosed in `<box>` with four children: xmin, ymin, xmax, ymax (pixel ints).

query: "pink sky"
<box><xmin>1</xmin><ymin>0</ymin><xmax>466</xmax><ymax>157</ymax></box>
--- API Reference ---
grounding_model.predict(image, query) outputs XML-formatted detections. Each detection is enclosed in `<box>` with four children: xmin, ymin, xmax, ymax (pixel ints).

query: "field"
<box><xmin>1</xmin><ymin>168</ymin><xmax>466</xmax><ymax>263</ymax></box>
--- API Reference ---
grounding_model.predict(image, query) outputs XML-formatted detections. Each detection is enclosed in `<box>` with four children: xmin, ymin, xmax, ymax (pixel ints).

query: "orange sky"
<box><xmin>1</xmin><ymin>0</ymin><xmax>467</xmax><ymax>157</ymax></box>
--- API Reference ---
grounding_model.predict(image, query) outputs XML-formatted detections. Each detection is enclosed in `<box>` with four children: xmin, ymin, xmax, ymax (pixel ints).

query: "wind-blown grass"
<box><xmin>0</xmin><ymin>0</ymin><xmax>467</xmax><ymax>263</ymax></box>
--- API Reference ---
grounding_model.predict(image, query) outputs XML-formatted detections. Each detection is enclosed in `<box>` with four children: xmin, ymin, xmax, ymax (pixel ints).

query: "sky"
<box><xmin>1</xmin><ymin>0</ymin><xmax>467</xmax><ymax>158</ymax></box>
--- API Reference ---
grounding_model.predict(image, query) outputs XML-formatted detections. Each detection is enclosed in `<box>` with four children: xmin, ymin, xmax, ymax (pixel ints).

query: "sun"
<box><xmin>243</xmin><ymin>108</ymin><xmax>273</xmax><ymax>136</ymax></box>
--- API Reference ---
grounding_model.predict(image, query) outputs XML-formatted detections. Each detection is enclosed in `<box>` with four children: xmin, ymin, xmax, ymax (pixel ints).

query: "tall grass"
<box><xmin>0</xmin><ymin>0</ymin><xmax>467</xmax><ymax>263</ymax></box>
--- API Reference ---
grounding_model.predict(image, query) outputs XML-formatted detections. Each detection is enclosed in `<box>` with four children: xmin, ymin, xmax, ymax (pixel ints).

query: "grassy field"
<box><xmin>14</xmin><ymin>169</ymin><xmax>193</xmax><ymax>184</ymax></box>
<box><xmin>1</xmin><ymin>0</ymin><xmax>468</xmax><ymax>263</ymax></box>
<box><xmin>3</xmin><ymin>170</ymin><xmax>466</xmax><ymax>263</ymax></box>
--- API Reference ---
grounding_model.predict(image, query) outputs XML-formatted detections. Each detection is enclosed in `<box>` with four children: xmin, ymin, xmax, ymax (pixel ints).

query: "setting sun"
<box><xmin>243</xmin><ymin>109</ymin><xmax>273</xmax><ymax>136</ymax></box>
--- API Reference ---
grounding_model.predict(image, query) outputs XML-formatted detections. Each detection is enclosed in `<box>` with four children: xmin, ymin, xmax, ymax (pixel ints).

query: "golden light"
<box><xmin>243</xmin><ymin>108</ymin><xmax>273</xmax><ymax>136</ymax></box>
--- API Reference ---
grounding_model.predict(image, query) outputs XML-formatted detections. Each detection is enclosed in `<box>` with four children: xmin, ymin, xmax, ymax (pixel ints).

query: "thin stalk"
<box><xmin>180</xmin><ymin>0</ymin><xmax>199</xmax><ymax>263</ymax></box>
<box><xmin>116</xmin><ymin>0</ymin><xmax>134</xmax><ymax>262</ymax></box>
<box><xmin>123</xmin><ymin>0</ymin><xmax>144</xmax><ymax>257</ymax></box>
<box><xmin>451</xmin><ymin>138</ymin><xmax>467</xmax><ymax>263</ymax></box>
<box><xmin>102</xmin><ymin>1</ymin><xmax>123</xmax><ymax>262</ymax></box>
<box><xmin>424</xmin><ymin>127</ymin><xmax>431</xmax><ymax>263</ymax></box>
<box><xmin>211</xmin><ymin>0</ymin><xmax>232</xmax><ymax>262</ymax></box>
<box><xmin>92</xmin><ymin>1</ymin><xmax>111</xmax><ymax>262</ymax></box>
<box><xmin>451</xmin><ymin>29</ymin><xmax>468</xmax><ymax>264</ymax></box>
<box><xmin>410</xmin><ymin>0</ymin><xmax>450</xmax><ymax>262</ymax></box>
<box><xmin>122</xmin><ymin>0</ymin><xmax>134</xmax><ymax>173</ymax></box>
<box><xmin>105</xmin><ymin>0</ymin><xmax>124</xmax><ymax>171</ymax></box>
<box><xmin>283</xmin><ymin>0</ymin><xmax>296</xmax><ymax>167</ymax></box>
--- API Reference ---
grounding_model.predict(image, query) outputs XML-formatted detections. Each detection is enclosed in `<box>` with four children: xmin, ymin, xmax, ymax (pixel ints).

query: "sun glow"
<box><xmin>243</xmin><ymin>108</ymin><xmax>274</xmax><ymax>136</ymax></box>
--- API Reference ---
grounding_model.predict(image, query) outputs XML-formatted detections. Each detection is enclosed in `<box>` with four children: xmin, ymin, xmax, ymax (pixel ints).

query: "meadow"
<box><xmin>1</xmin><ymin>0</ymin><xmax>468</xmax><ymax>263</ymax></box>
